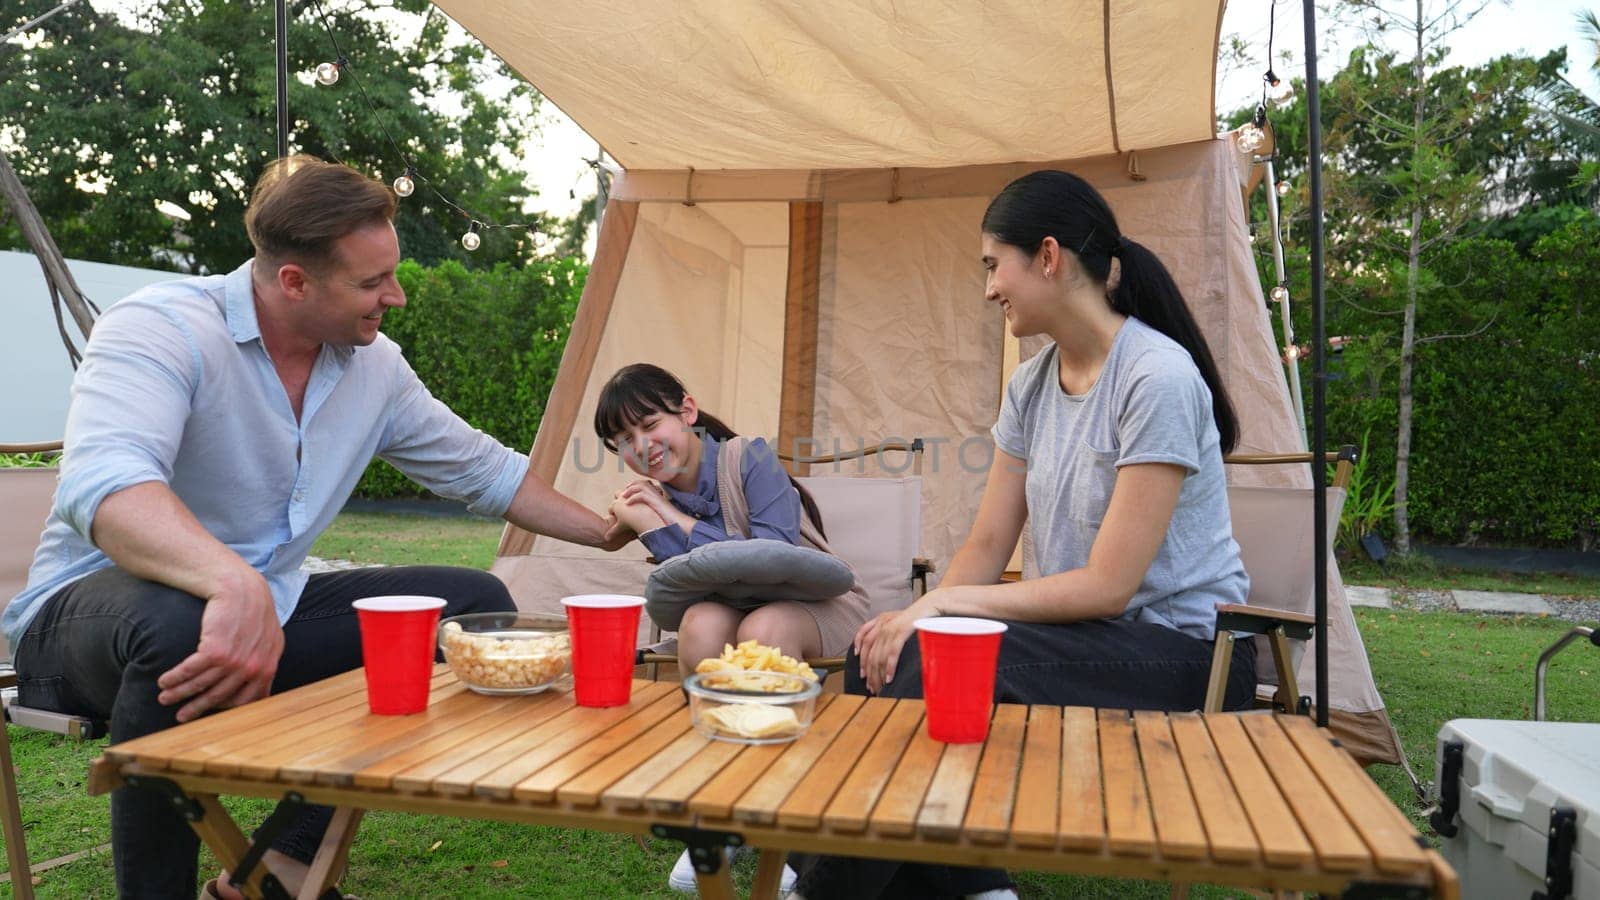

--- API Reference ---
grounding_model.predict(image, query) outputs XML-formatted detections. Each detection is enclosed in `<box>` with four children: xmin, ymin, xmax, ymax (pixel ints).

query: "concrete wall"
<box><xmin>1</xmin><ymin>250</ymin><xmax>182</xmax><ymax>442</ymax></box>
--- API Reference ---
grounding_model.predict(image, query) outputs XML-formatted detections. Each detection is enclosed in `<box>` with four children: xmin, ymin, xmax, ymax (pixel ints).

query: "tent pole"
<box><xmin>779</xmin><ymin>202</ymin><xmax>824</xmax><ymax>476</ymax></box>
<box><xmin>1302</xmin><ymin>0</ymin><xmax>1329</xmax><ymax>729</ymax></box>
<box><xmin>275</xmin><ymin>0</ymin><xmax>289</xmax><ymax>158</ymax></box>
<box><xmin>496</xmin><ymin>199</ymin><xmax>639</xmax><ymax>558</ymax></box>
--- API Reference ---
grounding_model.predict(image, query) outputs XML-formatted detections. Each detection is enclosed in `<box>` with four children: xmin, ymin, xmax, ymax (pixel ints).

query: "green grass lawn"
<box><xmin>5</xmin><ymin>512</ymin><xmax>1597</xmax><ymax>898</ymax></box>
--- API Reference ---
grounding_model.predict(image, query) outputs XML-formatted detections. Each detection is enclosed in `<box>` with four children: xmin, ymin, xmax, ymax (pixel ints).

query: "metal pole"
<box><xmin>1303</xmin><ymin>0</ymin><xmax>1329</xmax><ymax>729</ymax></box>
<box><xmin>275</xmin><ymin>0</ymin><xmax>289</xmax><ymax>158</ymax></box>
<box><xmin>1264</xmin><ymin>158</ymin><xmax>1307</xmax><ymax>442</ymax></box>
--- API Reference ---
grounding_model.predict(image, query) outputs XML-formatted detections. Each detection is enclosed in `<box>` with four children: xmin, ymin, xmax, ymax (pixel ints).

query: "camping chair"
<box><xmin>1202</xmin><ymin>446</ymin><xmax>1357</xmax><ymax>715</ymax></box>
<box><xmin>635</xmin><ymin>440</ymin><xmax>931</xmax><ymax>676</ymax></box>
<box><xmin>1</xmin><ymin>441</ymin><xmax>107</xmax><ymax>900</ymax></box>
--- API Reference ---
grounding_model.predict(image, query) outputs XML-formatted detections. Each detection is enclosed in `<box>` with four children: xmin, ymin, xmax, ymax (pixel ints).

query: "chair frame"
<box><xmin>1202</xmin><ymin>445</ymin><xmax>1358</xmax><ymax>715</ymax></box>
<box><xmin>2</xmin><ymin>440</ymin><xmax>107</xmax><ymax>900</ymax></box>
<box><xmin>637</xmin><ymin>439</ymin><xmax>932</xmax><ymax>674</ymax></box>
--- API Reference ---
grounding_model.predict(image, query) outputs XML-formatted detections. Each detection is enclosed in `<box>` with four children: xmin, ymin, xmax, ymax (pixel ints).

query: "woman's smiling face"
<box><xmin>982</xmin><ymin>233</ymin><xmax>1054</xmax><ymax>338</ymax></box>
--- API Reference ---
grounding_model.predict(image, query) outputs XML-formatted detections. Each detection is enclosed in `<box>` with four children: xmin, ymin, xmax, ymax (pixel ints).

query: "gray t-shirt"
<box><xmin>991</xmin><ymin>317</ymin><xmax>1247</xmax><ymax>640</ymax></box>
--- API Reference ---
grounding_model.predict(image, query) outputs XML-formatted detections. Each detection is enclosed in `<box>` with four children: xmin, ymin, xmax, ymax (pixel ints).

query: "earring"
<box><xmin>1044</xmin><ymin>266</ymin><xmax>1052</xmax><ymax>277</ymax></box>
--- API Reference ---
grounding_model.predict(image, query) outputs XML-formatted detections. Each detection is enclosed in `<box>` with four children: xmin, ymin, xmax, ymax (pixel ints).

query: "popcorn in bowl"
<box><xmin>438</xmin><ymin>613</ymin><xmax>571</xmax><ymax>695</ymax></box>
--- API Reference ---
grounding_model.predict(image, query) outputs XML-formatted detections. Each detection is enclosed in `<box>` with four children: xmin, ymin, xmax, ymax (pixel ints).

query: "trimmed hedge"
<box><xmin>354</xmin><ymin>257</ymin><xmax>585</xmax><ymax>499</ymax></box>
<box><xmin>1311</xmin><ymin>216</ymin><xmax>1600</xmax><ymax>549</ymax></box>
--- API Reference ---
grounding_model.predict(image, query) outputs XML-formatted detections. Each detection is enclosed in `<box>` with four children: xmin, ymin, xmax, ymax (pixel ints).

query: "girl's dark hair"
<box><xmin>594</xmin><ymin>363</ymin><xmax>828</xmax><ymax>537</ymax></box>
<box><xmin>981</xmin><ymin>170</ymin><xmax>1240</xmax><ymax>453</ymax></box>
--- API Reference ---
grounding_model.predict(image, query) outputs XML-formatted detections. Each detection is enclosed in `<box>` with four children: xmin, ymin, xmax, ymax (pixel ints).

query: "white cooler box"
<box><xmin>1434</xmin><ymin>719</ymin><xmax>1600</xmax><ymax>900</ymax></box>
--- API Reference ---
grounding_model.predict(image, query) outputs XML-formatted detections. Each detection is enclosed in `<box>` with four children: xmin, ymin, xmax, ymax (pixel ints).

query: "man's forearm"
<box><xmin>503</xmin><ymin>470</ymin><xmax>611</xmax><ymax>547</ymax></box>
<box><xmin>91</xmin><ymin>481</ymin><xmax>262</xmax><ymax>600</ymax></box>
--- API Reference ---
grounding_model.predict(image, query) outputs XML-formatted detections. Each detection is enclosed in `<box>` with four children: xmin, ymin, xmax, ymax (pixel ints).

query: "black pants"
<box><xmin>788</xmin><ymin>617</ymin><xmax>1258</xmax><ymax>899</ymax></box>
<box><xmin>13</xmin><ymin>564</ymin><xmax>515</xmax><ymax>899</ymax></box>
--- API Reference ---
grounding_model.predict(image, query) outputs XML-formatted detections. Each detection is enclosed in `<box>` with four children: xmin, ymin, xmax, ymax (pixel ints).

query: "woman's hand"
<box><xmin>598</xmin><ymin>511</ymin><xmax>636</xmax><ymax>551</ymax></box>
<box><xmin>854</xmin><ymin>592</ymin><xmax>945</xmax><ymax>695</ymax></box>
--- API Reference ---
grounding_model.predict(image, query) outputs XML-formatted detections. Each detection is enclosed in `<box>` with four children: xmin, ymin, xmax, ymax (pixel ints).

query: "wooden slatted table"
<box><xmin>88</xmin><ymin>667</ymin><xmax>1458</xmax><ymax>900</ymax></box>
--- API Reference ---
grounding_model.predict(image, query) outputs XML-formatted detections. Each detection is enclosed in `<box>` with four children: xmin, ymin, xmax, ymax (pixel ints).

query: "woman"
<box><xmin>788</xmin><ymin>170</ymin><xmax>1258</xmax><ymax>900</ymax></box>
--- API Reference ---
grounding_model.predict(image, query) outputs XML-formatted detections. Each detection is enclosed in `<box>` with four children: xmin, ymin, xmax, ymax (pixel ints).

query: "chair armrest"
<box><xmin>1215</xmin><ymin>603</ymin><xmax>1314</xmax><ymax>641</ymax></box>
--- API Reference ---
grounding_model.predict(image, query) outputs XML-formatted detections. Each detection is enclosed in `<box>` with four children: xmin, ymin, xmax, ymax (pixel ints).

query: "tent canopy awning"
<box><xmin>431</xmin><ymin>1</ymin><xmax>1225</xmax><ymax>172</ymax></box>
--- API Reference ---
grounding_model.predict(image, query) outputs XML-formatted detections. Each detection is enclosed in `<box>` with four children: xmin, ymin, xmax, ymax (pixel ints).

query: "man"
<box><xmin>2</xmin><ymin>156</ymin><xmax>624</xmax><ymax>898</ymax></box>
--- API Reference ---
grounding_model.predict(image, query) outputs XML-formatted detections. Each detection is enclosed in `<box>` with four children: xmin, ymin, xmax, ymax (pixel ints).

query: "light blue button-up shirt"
<box><xmin>3</xmin><ymin>260</ymin><xmax>530</xmax><ymax>646</ymax></box>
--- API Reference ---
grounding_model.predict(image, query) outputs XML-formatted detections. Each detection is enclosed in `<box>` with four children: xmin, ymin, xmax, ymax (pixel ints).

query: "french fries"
<box><xmin>694</xmin><ymin>639</ymin><xmax>817</xmax><ymax>692</ymax></box>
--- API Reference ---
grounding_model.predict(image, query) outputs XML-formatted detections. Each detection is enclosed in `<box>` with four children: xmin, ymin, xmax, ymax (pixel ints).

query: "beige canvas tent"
<box><xmin>431</xmin><ymin>0</ymin><xmax>1404</xmax><ymax>767</ymax></box>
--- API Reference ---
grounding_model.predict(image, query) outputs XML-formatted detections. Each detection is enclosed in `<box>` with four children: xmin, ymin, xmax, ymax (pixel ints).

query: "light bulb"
<box><xmin>1270</xmin><ymin>285</ymin><xmax>1289</xmax><ymax>304</ymax></box>
<box><xmin>315</xmin><ymin>61</ymin><xmax>341</xmax><ymax>86</ymax></box>
<box><xmin>393</xmin><ymin>173</ymin><xmax>414</xmax><ymax>197</ymax></box>
<box><xmin>1285</xmin><ymin>344</ymin><xmax>1302</xmax><ymax>361</ymax></box>
<box><xmin>1237</xmin><ymin>123</ymin><xmax>1265</xmax><ymax>154</ymax></box>
<box><xmin>1268</xmin><ymin>79</ymin><xmax>1295</xmax><ymax>105</ymax></box>
<box><xmin>461</xmin><ymin>223</ymin><xmax>482</xmax><ymax>251</ymax></box>
<box><xmin>1276</xmin><ymin>180</ymin><xmax>1291</xmax><ymax>197</ymax></box>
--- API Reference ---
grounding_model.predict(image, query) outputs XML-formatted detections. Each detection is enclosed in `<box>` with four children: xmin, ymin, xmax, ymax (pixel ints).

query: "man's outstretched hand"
<box><xmin>155</xmin><ymin>570</ymin><xmax>284</xmax><ymax>722</ymax></box>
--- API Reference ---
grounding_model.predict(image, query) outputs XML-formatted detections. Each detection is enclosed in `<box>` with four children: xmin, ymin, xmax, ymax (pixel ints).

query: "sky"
<box><xmin>510</xmin><ymin>0</ymin><xmax>1600</xmax><ymax>225</ymax></box>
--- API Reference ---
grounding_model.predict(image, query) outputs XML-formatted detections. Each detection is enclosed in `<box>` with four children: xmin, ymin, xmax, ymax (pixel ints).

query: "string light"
<box><xmin>305</xmin><ymin>0</ymin><xmax>546</xmax><ymax>248</ymax></box>
<box><xmin>1271</xmin><ymin>285</ymin><xmax>1289</xmax><ymax>303</ymax></box>
<box><xmin>314</xmin><ymin>56</ymin><xmax>345</xmax><ymax>86</ymax></box>
<box><xmin>1237</xmin><ymin>103</ymin><xmax>1268</xmax><ymax>154</ymax></box>
<box><xmin>1285</xmin><ymin>344</ymin><xmax>1302</xmax><ymax>361</ymax></box>
<box><xmin>1276</xmin><ymin>180</ymin><xmax>1291</xmax><ymax>197</ymax></box>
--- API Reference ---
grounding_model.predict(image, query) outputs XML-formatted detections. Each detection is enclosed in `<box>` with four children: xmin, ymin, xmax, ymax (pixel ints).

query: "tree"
<box><xmin>1542</xmin><ymin>10</ymin><xmax>1600</xmax><ymax>196</ymax></box>
<box><xmin>0</xmin><ymin>0</ymin><xmax>550</xmax><ymax>274</ymax></box>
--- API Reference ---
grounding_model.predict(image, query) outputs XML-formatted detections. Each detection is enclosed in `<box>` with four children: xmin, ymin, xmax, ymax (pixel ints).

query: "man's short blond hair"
<box><xmin>244</xmin><ymin>155</ymin><xmax>396</xmax><ymax>271</ymax></box>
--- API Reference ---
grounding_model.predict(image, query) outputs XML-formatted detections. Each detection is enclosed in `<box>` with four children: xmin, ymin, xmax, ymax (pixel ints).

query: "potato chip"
<box><xmin>701</xmin><ymin>703</ymin><xmax>801</xmax><ymax>739</ymax></box>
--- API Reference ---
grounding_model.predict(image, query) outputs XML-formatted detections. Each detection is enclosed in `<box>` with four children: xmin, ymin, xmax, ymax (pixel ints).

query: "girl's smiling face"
<box><xmin>610</xmin><ymin>395</ymin><xmax>701</xmax><ymax>482</ymax></box>
<box><xmin>982</xmin><ymin>232</ymin><xmax>1057</xmax><ymax>339</ymax></box>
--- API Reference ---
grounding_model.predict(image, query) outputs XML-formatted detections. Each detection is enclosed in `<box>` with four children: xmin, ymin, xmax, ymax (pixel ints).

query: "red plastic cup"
<box><xmin>352</xmin><ymin>595</ymin><xmax>448</xmax><ymax>715</ymax></box>
<box><xmin>915</xmin><ymin>617</ymin><xmax>1009</xmax><ymax>743</ymax></box>
<box><xmin>561</xmin><ymin>594</ymin><xmax>645</xmax><ymax>707</ymax></box>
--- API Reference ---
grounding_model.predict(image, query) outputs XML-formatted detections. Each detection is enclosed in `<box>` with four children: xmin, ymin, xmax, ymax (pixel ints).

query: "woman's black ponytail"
<box><xmin>595</xmin><ymin>363</ymin><xmax>829</xmax><ymax>537</ymax></box>
<box><xmin>981</xmin><ymin>171</ymin><xmax>1240</xmax><ymax>453</ymax></box>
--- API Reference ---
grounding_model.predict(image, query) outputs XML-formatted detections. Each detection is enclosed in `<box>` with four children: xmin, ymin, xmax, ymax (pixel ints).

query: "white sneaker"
<box><xmin>666</xmin><ymin>846</ymin><xmax>798</xmax><ymax>894</ymax></box>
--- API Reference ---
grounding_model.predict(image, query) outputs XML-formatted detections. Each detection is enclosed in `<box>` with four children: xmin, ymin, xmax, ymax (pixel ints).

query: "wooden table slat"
<box><xmin>775</xmin><ymin>696</ymin><xmax>896</xmax><ymax>829</ymax></box>
<box><xmin>961</xmin><ymin>704</ymin><xmax>1029</xmax><ymax>844</ymax></box>
<box><xmin>389</xmin><ymin>688</ymin><xmax>580</xmax><ymax>794</ymax></box>
<box><xmin>1203</xmin><ymin>714</ymin><xmax>1316</xmax><ymax>868</ymax></box>
<box><xmin>914</xmin><ymin>740</ymin><xmax>983</xmax><ymax>841</ymax></box>
<box><xmin>513</xmin><ymin>690</ymin><xmax>687</xmax><ymax>803</ymax></box>
<box><xmin>602</xmin><ymin>727</ymin><xmax>713</xmax><ymax>811</ymax></box>
<box><xmin>1098</xmin><ymin>709</ymin><xmax>1155</xmax><ymax>856</ymax></box>
<box><xmin>177</xmin><ymin>690</ymin><xmax>376</xmax><ymax>775</ymax></box>
<box><xmin>1166</xmin><ymin>713</ymin><xmax>1261</xmax><ymax>863</ymax></box>
<box><xmin>1132</xmin><ymin>710</ymin><xmax>1209</xmax><ymax>861</ymax></box>
<box><xmin>355</xmin><ymin>690</ymin><xmax>566</xmax><ymax>790</ymax></box>
<box><xmin>1008</xmin><ymin>705</ymin><xmax>1061</xmax><ymax>849</ymax></box>
<box><xmin>445</xmin><ymin>682</ymin><xmax>676</xmax><ymax>798</ymax></box>
<box><xmin>868</xmin><ymin>705</ymin><xmax>947</xmax><ymax>838</ymax></box>
<box><xmin>280</xmin><ymin>688</ymin><xmax>519</xmax><ymax>784</ymax></box>
<box><xmin>104</xmin><ymin>668</ymin><xmax>370</xmax><ymax>767</ymax></box>
<box><xmin>687</xmin><ymin>742</ymin><xmax>789</xmax><ymax>821</ymax></box>
<box><xmin>1278</xmin><ymin>716</ymin><xmax>1430</xmax><ymax>876</ymax></box>
<box><xmin>1238</xmin><ymin>714</ymin><xmax>1370</xmax><ymax>871</ymax></box>
<box><xmin>821</xmin><ymin>701</ymin><xmax>924</xmax><ymax>833</ymax></box>
<box><xmin>732</xmin><ymin>693</ymin><xmax>862</xmax><ymax>825</ymax></box>
<box><xmin>558</xmin><ymin>714</ymin><xmax>695</xmax><ymax>808</ymax></box>
<box><xmin>643</xmin><ymin>739</ymin><xmax>746</xmax><ymax>814</ymax></box>
<box><xmin>1058</xmin><ymin>706</ymin><xmax>1106</xmax><ymax>851</ymax></box>
<box><xmin>235</xmin><ymin>678</ymin><xmax>468</xmax><ymax>780</ymax></box>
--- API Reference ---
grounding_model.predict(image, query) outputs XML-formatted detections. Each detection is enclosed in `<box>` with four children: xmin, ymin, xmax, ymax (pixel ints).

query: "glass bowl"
<box><xmin>438</xmin><ymin>612</ymin><xmax>571</xmax><ymax>695</ymax></box>
<box><xmin>683</xmin><ymin>671</ymin><xmax>821</xmax><ymax>745</ymax></box>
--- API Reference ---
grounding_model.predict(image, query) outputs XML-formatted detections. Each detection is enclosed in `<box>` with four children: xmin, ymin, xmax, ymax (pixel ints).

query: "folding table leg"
<box><xmin>187</xmin><ymin>793</ymin><xmax>288</xmax><ymax>900</ymax></box>
<box><xmin>750</xmin><ymin>849</ymin><xmax>788</xmax><ymax>900</ymax></box>
<box><xmin>693</xmin><ymin>866</ymin><xmax>736</xmax><ymax>900</ymax></box>
<box><xmin>298</xmin><ymin>807</ymin><xmax>364</xmax><ymax>900</ymax></box>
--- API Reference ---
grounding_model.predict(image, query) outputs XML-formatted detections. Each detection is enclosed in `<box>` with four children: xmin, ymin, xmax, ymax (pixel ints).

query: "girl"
<box><xmin>787</xmin><ymin>171</ymin><xmax>1258</xmax><ymax>899</ymax></box>
<box><xmin>594</xmin><ymin>362</ymin><xmax>869</xmax><ymax>679</ymax></box>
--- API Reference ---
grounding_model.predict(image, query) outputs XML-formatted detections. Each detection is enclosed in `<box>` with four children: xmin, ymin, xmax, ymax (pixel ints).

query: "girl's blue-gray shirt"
<box><xmin>991</xmin><ymin>317</ymin><xmax>1247</xmax><ymax>640</ymax></box>
<box><xmin>637</xmin><ymin>435</ymin><xmax>800</xmax><ymax>559</ymax></box>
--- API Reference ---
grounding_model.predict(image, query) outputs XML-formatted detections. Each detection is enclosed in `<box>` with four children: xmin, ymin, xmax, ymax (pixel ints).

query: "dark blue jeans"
<box><xmin>13</xmin><ymin>564</ymin><xmax>515</xmax><ymax>900</ymax></box>
<box><xmin>788</xmin><ymin>617</ymin><xmax>1258</xmax><ymax>899</ymax></box>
